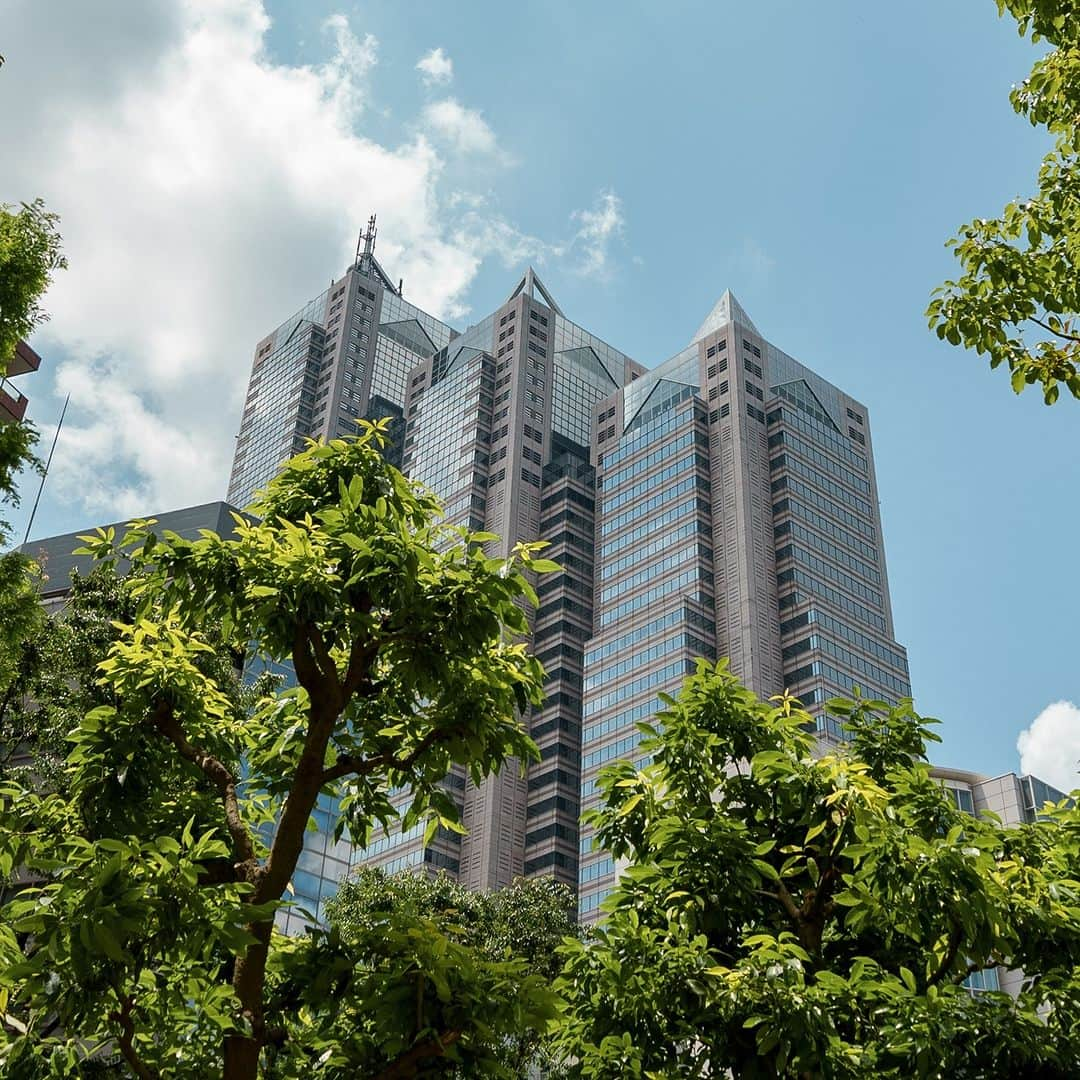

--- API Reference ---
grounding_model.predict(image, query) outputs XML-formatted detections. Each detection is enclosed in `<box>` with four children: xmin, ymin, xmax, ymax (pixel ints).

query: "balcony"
<box><xmin>7</xmin><ymin>340</ymin><xmax>41</xmax><ymax>377</ymax></box>
<box><xmin>0</xmin><ymin>377</ymin><xmax>29</xmax><ymax>423</ymax></box>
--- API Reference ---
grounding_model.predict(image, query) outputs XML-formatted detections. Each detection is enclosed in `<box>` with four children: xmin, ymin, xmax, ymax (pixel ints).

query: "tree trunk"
<box><xmin>223</xmin><ymin>920</ymin><xmax>273</xmax><ymax>1079</ymax></box>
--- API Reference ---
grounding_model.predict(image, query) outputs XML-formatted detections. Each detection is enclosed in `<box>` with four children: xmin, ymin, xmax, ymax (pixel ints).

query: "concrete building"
<box><xmin>577</xmin><ymin>290</ymin><xmax>910</xmax><ymax>914</ymax></box>
<box><xmin>227</xmin><ymin>235</ymin><xmax>912</xmax><ymax>915</ymax></box>
<box><xmin>933</xmin><ymin>765</ymin><xmax>1070</xmax><ymax>995</ymax></box>
<box><xmin>1</xmin><ymin>339</ymin><xmax>41</xmax><ymax>424</ymax></box>
<box><xmin>228</xmin><ymin>217</ymin><xmax>455</xmax><ymax>509</ymax></box>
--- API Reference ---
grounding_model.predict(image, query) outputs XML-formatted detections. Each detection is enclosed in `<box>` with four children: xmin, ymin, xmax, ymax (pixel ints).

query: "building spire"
<box><xmin>355</xmin><ymin>214</ymin><xmax>377</xmax><ymax>271</ymax></box>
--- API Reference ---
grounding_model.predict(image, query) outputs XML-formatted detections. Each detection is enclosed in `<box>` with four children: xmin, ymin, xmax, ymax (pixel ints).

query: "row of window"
<box><xmin>773</xmin><ymin>498</ymin><xmax>878</xmax><ymax>559</ymax></box>
<box><xmin>531</xmin><ymin>712</ymin><xmax>581</xmax><ymax>742</ymax></box>
<box><xmin>585</xmin><ymin>605</ymin><xmax>715</xmax><ymax>668</ymax></box>
<box><xmin>523</xmin><ymin>850</ymin><xmax>576</xmax><ymax>877</ymax></box>
<box><xmin>781</xmin><ymin>607</ymin><xmax>907</xmax><ymax>673</ymax></box>
<box><xmin>771</xmin><ymin>433</ymin><xmax>870</xmax><ymax>496</ymax></box>
<box><xmin>601</xmin><ymin>543</ymin><xmax>713</xmax><ymax>605</ymax></box>
<box><xmin>787</xmin><ymin>658</ymin><xmax>900</xmax><ymax>706</ymax></box>
<box><xmin>705</xmin><ymin>339</ymin><xmax>728</xmax><ymax>359</ymax></box>
<box><xmin>584</xmin><ymin>658</ymin><xmax>697</xmax><ymax>718</ymax></box>
<box><xmin>775</xmin><ymin>521</ymin><xmax>881</xmax><ymax>584</ymax></box>
<box><xmin>541</xmin><ymin>484</ymin><xmax>594</xmax><ymax>514</ymax></box>
<box><xmin>599</xmin><ymin>429</ymin><xmax>704</xmax><ymax>493</ymax></box>
<box><xmin>600</xmin><ymin>474</ymin><xmax>709</xmax><ymax>538</ymax></box>
<box><xmin>771</xmin><ymin>457</ymin><xmax>873</xmax><ymax>517</ymax></box>
<box><xmin>583</xmin><ymin>695</ymin><xmax>662</xmax><ymax>747</ymax></box>
<box><xmin>773</xmin><ymin>484</ymin><xmax>875</xmax><ymax>540</ymax></box>
<box><xmin>580</xmin><ymin>856</ymin><xmax>615</xmax><ymax>884</ymax></box>
<box><xmin>784</xmin><ymin>634</ymin><xmax>910</xmax><ymax>698</ymax></box>
<box><xmin>600</xmin><ymin>405</ymin><xmax>692</xmax><ymax>469</ymax></box>
<box><xmin>525</xmin><ymin>821</ymin><xmax>576</xmax><ymax>849</ymax></box>
<box><xmin>602</xmin><ymin>519</ymin><xmax>701</xmax><ymax>582</ymax></box>
<box><xmin>776</xmin><ymin>544</ymin><xmax>883</xmax><ymax>607</ymax></box>
<box><xmin>579</xmin><ymin>887</ymin><xmax>612</xmax><ymax>915</ymax></box>
<box><xmin>528</xmin><ymin>766</ymin><xmax>577</xmax><ymax>792</ymax></box>
<box><xmin>586</xmin><ymin>630</ymin><xmax>711</xmax><ymax>692</ymax></box>
<box><xmin>769</xmin><ymin>426</ymin><xmax>867</xmax><ymax>476</ymax></box>
<box><xmin>599</xmin><ymin>567</ymin><xmax>711</xmax><ymax>627</ymax></box>
<box><xmin>600</xmin><ymin>496</ymin><xmax>710</xmax><ymax>560</ymax></box>
<box><xmin>527</xmin><ymin>794</ymin><xmax>579</xmax><ymax>820</ymax></box>
<box><xmin>770</xmin><ymin>406</ymin><xmax>867</xmax><ymax>470</ymax></box>
<box><xmin>777</xmin><ymin>569</ymin><xmax>886</xmax><ymax>633</ymax></box>
<box><xmin>582</xmin><ymin>730</ymin><xmax>646</xmax><ymax>771</ymax></box>
<box><xmin>603</xmin><ymin>453</ymin><xmax>709</xmax><ymax>515</ymax></box>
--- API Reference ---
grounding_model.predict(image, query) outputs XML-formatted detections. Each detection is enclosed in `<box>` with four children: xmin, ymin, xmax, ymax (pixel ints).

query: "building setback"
<box><xmin>227</xmin><ymin>235</ymin><xmax>912</xmax><ymax>916</ymax></box>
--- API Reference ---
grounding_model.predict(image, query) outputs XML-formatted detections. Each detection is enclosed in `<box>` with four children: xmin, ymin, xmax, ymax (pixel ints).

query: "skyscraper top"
<box><xmin>504</xmin><ymin>266</ymin><xmax>564</xmax><ymax>316</ymax></box>
<box><xmin>690</xmin><ymin>288</ymin><xmax>760</xmax><ymax>344</ymax></box>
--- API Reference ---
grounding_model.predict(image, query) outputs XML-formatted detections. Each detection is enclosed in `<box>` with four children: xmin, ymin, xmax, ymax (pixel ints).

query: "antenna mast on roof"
<box><xmin>23</xmin><ymin>392</ymin><xmax>70</xmax><ymax>546</ymax></box>
<box><xmin>355</xmin><ymin>214</ymin><xmax>377</xmax><ymax>272</ymax></box>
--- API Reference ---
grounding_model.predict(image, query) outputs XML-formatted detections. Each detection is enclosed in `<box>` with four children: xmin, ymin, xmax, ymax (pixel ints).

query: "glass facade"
<box><xmin>231</xmin><ymin>255</ymin><xmax>912</xmax><ymax>928</ymax></box>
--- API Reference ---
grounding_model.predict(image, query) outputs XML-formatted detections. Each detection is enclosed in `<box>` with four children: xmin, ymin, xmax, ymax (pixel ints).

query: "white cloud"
<box><xmin>416</xmin><ymin>46</ymin><xmax>453</xmax><ymax>86</ymax></box>
<box><xmin>1017</xmin><ymin>700</ymin><xmax>1080</xmax><ymax>794</ymax></box>
<box><xmin>421</xmin><ymin>98</ymin><xmax>500</xmax><ymax>157</ymax></box>
<box><xmin>568</xmin><ymin>190</ymin><xmax>625</xmax><ymax>277</ymax></box>
<box><xmin>0</xmin><ymin>1</ymin><xmax>631</xmax><ymax>522</ymax></box>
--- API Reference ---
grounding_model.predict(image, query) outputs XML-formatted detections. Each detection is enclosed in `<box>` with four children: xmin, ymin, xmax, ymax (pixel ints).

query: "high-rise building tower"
<box><xmin>577</xmin><ymin>290</ymin><xmax>910</xmax><ymax>916</ymax></box>
<box><xmin>228</xmin><ymin>238</ymin><xmax>910</xmax><ymax>919</ymax></box>
<box><xmin>228</xmin><ymin>217</ymin><xmax>456</xmax><ymax>508</ymax></box>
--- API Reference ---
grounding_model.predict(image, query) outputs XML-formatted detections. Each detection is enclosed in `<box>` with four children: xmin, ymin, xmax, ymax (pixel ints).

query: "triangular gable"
<box><xmin>690</xmin><ymin>289</ymin><xmax>761</xmax><ymax>344</ymax></box>
<box><xmin>380</xmin><ymin>318</ymin><xmax>437</xmax><ymax>358</ymax></box>
<box><xmin>504</xmin><ymin>267</ymin><xmax>565</xmax><ymax>316</ymax></box>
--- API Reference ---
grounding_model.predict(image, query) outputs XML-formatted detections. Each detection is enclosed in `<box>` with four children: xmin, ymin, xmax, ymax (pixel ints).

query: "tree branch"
<box><xmin>150</xmin><ymin>698</ymin><xmax>257</xmax><ymax>872</ymax></box>
<box><xmin>775</xmin><ymin>881</ymin><xmax>802</xmax><ymax>924</ymax></box>
<box><xmin>368</xmin><ymin>1029</ymin><xmax>463</xmax><ymax>1080</ymax></box>
<box><xmin>1028</xmin><ymin>314</ymin><xmax>1080</xmax><ymax>343</ymax></box>
<box><xmin>926</xmin><ymin>924</ymin><xmax>965</xmax><ymax>988</ymax></box>
<box><xmin>321</xmin><ymin>725</ymin><xmax>466</xmax><ymax>785</ymax></box>
<box><xmin>109</xmin><ymin>991</ymin><xmax>158</xmax><ymax>1080</ymax></box>
<box><xmin>306</xmin><ymin>623</ymin><xmax>341</xmax><ymax>699</ymax></box>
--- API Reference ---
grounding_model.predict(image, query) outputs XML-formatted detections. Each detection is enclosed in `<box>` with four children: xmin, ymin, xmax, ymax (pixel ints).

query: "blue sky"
<box><xmin>3</xmin><ymin>1</ymin><xmax>1077</xmax><ymax>784</ymax></box>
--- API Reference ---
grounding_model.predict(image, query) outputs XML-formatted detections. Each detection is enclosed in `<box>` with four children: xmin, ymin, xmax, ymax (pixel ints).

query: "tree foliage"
<box><xmin>0</xmin><ymin>422</ymin><xmax>551</xmax><ymax>1079</ymax></box>
<box><xmin>0</xmin><ymin>198</ymin><xmax>64</xmax><ymax>754</ymax></box>
<box><xmin>0</xmin><ymin>198</ymin><xmax>66</xmax><ymax>374</ymax></box>
<box><xmin>557</xmin><ymin>660</ymin><xmax>1080</xmax><ymax>1078</ymax></box>
<box><xmin>929</xmin><ymin>1</ymin><xmax>1080</xmax><ymax>403</ymax></box>
<box><xmin>253</xmin><ymin>869</ymin><xmax>578</xmax><ymax>1078</ymax></box>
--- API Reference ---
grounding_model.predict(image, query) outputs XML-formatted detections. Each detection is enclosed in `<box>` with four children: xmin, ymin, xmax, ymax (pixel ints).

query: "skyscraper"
<box><xmin>228</xmin><ymin>218</ymin><xmax>455</xmax><ymax>509</ymax></box>
<box><xmin>578</xmin><ymin>290</ymin><xmax>910</xmax><ymax>916</ymax></box>
<box><xmin>228</xmin><ymin>235</ymin><xmax>911</xmax><ymax>916</ymax></box>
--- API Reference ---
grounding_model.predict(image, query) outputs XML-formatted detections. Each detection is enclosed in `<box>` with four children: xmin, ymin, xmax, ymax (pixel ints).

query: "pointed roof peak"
<box><xmin>690</xmin><ymin>288</ymin><xmax>760</xmax><ymax>345</ymax></box>
<box><xmin>505</xmin><ymin>267</ymin><xmax>564</xmax><ymax>316</ymax></box>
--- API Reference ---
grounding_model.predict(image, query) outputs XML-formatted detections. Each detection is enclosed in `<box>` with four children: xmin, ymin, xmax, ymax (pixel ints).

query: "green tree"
<box><xmin>929</xmin><ymin>2</ymin><xmax>1080</xmax><ymax>403</ymax></box>
<box><xmin>254</xmin><ymin>869</ymin><xmax>576</xmax><ymax>1078</ymax></box>
<box><xmin>557</xmin><ymin>660</ymin><xmax>1080</xmax><ymax>1078</ymax></box>
<box><xmin>0</xmin><ymin>422</ymin><xmax>553</xmax><ymax>1079</ymax></box>
<box><xmin>0</xmin><ymin>199</ymin><xmax>65</xmax><ymax>701</ymax></box>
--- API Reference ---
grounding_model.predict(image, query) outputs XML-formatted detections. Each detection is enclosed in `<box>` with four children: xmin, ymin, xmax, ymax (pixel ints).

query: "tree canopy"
<box><xmin>929</xmin><ymin>1</ymin><xmax>1080</xmax><ymax>404</ymax></box>
<box><xmin>557</xmin><ymin>660</ymin><xmax>1080</xmax><ymax>1078</ymax></box>
<box><xmin>0</xmin><ymin>198</ymin><xmax>65</xmax><ymax>759</ymax></box>
<box><xmin>272</xmin><ymin>869</ymin><xmax>578</xmax><ymax>1078</ymax></box>
<box><xmin>0</xmin><ymin>422</ymin><xmax>553</xmax><ymax>1079</ymax></box>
